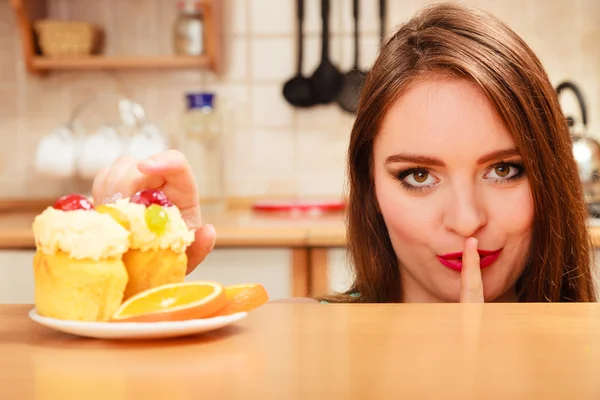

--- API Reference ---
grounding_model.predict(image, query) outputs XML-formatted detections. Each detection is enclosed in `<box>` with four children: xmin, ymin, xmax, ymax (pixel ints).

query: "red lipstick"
<box><xmin>437</xmin><ymin>249</ymin><xmax>502</xmax><ymax>271</ymax></box>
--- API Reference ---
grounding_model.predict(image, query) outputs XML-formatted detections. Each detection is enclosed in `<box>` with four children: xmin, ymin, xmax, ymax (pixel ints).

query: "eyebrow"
<box><xmin>384</xmin><ymin>148</ymin><xmax>521</xmax><ymax>166</ymax></box>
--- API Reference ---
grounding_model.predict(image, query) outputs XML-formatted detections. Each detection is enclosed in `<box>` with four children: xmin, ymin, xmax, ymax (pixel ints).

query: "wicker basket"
<box><xmin>34</xmin><ymin>20</ymin><xmax>100</xmax><ymax>58</ymax></box>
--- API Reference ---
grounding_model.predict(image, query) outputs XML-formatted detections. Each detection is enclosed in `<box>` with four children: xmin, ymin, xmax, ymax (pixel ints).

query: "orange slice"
<box><xmin>216</xmin><ymin>283</ymin><xmax>269</xmax><ymax>316</ymax></box>
<box><xmin>111</xmin><ymin>281</ymin><xmax>227</xmax><ymax>323</ymax></box>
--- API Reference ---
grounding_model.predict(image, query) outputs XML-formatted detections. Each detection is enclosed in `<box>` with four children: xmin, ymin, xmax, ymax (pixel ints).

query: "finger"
<box><xmin>103</xmin><ymin>156</ymin><xmax>164</xmax><ymax>202</ymax></box>
<box><xmin>186</xmin><ymin>224</ymin><xmax>217</xmax><ymax>274</ymax></box>
<box><xmin>110</xmin><ymin>163</ymin><xmax>165</xmax><ymax>200</ymax></box>
<box><xmin>91</xmin><ymin>167</ymin><xmax>109</xmax><ymax>204</ymax></box>
<box><xmin>137</xmin><ymin>150</ymin><xmax>199</xmax><ymax>209</ymax></box>
<box><xmin>460</xmin><ymin>237</ymin><xmax>484</xmax><ymax>303</ymax></box>
<box><xmin>101</xmin><ymin>156</ymin><xmax>139</xmax><ymax>201</ymax></box>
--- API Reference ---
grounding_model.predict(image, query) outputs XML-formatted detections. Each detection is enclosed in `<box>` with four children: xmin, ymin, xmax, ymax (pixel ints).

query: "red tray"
<box><xmin>252</xmin><ymin>199</ymin><xmax>346</xmax><ymax>213</ymax></box>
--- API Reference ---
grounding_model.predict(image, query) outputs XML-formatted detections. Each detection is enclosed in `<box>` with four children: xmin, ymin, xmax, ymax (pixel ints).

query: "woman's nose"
<box><xmin>442</xmin><ymin>186</ymin><xmax>487</xmax><ymax>237</ymax></box>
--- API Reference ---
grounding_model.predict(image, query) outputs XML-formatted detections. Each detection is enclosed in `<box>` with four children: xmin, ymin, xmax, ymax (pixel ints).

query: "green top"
<box><xmin>320</xmin><ymin>292</ymin><xmax>360</xmax><ymax>303</ymax></box>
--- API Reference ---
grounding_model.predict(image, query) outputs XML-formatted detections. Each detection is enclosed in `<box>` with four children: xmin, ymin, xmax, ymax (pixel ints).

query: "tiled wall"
<box><xmin>0</xmin><ymin>0</ymin><xmax>599</xmax><ymax>199</ymax></box>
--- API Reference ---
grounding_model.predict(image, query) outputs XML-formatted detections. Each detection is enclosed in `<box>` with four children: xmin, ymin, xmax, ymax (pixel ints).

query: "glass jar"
<box><xmin>173</xmin><ymin>1</ymin><xmax>204</xmax><ymax>56</ymax></box>
<box><xmin>180</xmin><ymin>92</ymin><xmax>227</xmax><ymax>211</ymax></box>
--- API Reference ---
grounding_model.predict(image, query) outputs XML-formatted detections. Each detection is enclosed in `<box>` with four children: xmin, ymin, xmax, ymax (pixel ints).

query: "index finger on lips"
<box><xmin>460</xmin><ymin>237</ymin><xmax>484</xmax><ymax>303</ymax></box>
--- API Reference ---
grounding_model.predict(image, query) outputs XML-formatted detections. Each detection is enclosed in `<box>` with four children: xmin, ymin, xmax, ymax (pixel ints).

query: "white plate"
<box><xmin>28</xmin><ymin>309</ymin><xmax>248</xmax><ymax>340</ymax></box>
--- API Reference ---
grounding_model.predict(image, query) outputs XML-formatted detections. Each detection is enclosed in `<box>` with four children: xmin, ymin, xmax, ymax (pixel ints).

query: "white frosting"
<box><xmin>32</xmin><ymin>207</ymin><xmax>131</xmax><ymax>260</ymax></box>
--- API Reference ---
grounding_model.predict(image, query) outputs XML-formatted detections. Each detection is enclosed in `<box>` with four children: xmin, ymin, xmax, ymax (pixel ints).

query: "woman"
<box><xmin>92</xmin><ymin>2</ymin><xmax>597</xmax><ymax>303</ymax></box>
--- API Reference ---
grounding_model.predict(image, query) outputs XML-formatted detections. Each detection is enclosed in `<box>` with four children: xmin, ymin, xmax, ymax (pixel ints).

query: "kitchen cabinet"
<box><xmin>10</xmin><ymin>0</ymin><xmax>222</xmax><ymax>75</ymax></box>
<box><xmin>0</xmin><ymin>250</ymin><xmax>36</xmax><ymax>304</ymax></box>
<box><xmin>0</xmin><ymin>249</ymin><xmax>296</xmax><ymax>304</ymax></box>
<box><xmin>0</xmin><ymin>248</ymin><xmax>353</xmax><ymax>304</ymax></box>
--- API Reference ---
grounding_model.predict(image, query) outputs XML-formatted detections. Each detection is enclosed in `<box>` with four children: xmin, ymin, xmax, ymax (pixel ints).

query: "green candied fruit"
<box><xmin>144</xmin><ymin>204</ymin><xmax>169</xmax><ymax>235</ymax></box>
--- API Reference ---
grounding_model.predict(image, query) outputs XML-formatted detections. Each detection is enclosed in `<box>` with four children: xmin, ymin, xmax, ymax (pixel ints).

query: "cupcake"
<box><xmin>32</xmin><ymin>194</ymin><xmax>130</xmax><ymax>321</ymax></box>
<box><xmin>105</xmin><ymin>189</ymin><xmax>195</xmax><ymax>300</ymax></box>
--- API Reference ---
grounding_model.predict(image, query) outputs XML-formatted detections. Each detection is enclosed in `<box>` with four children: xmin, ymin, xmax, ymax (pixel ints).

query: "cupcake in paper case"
<box><xmin>32</xmin><ymin>194</ymin><xmax>131</xmax><ymax>322</ymax></box>
<box><xmin>106</xmin><ymin>189</ymin><xmax>195</xmax><ymax>300</ymax></box>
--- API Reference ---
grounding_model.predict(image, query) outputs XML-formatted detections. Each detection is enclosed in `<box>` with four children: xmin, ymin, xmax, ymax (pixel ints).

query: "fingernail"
<box><xmin>206</xmin><ymin>223</ymin><xmax>216</xmax><ymax>236</ymax></box>
<box><xmin>206</xmin><ymin>224</ymin><xmax>217</xmax><ymax>246</ymax></box>
<box><xmin>139</xmin><ymin>158</ymin><xmax>158</xmax><ymax>169</ymax></box>
<box><xmin>102</xmin><ymin>193</ymin><xmax>122</xmax><ymax>204</ymax></box>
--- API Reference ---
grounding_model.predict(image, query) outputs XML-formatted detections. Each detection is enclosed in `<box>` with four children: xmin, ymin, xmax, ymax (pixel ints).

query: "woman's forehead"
<box><xmin>375</xmin><ymin>77</ymin><xmax>517</xmax><ymax>161</ymax></box>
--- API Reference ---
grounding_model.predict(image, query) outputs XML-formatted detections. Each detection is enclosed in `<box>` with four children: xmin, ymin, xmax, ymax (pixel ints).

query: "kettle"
<box><xmin>556</xmin><ymin>81</ymin><xmax>600</xmax><ymax>216</ymax></box>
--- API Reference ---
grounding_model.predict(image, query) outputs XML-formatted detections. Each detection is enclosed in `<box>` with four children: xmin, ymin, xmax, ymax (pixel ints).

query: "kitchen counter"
<box><xmin>3</xmin><ymin>302</ymin><xmax>600</xmax><ymax>398</ymax></box>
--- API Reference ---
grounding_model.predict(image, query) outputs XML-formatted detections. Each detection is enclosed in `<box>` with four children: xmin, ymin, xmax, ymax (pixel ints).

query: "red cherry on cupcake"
<box><xmin>130</xmin><ymin>189</ymin><xmax>173</xmax><ymax>207</ymax></box>
<box><xmin>53</xmin><ymin>194</ymin><xmax>95</xmax><ymax>211</ymax></box>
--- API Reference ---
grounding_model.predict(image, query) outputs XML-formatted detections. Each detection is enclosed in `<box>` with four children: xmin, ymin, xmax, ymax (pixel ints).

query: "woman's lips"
<box><xmin>437</xmin><ymin>249</ymin><xmax>502</xmax><ymax>271</ymax></box>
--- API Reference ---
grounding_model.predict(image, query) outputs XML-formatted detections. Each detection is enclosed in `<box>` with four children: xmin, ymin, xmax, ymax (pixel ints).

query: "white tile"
<box><xmin>385</xmin><ymin>0</ymin><xmax>419</xmax><ymax>35</ymax></box>
<box><xmin>477</xmin><ymin>0</ymin><xmax>535</xmax><ymax>39</ymax></box>
<box><xmin>251</xmin><ymin>84</ymin><xmax>294</xmax><ymax>128</ymax></box>
<box><xmin>338</xmin><ymin>34</ymin><xmax>380</xmax><ymax>72</ymax></box>
<box><xmin>64</xmin><ymin>0</ymin><xmax>112</xmax><ymax>26</ymax></box>
<box><xmin>251</xmin><ymin>38</ymin><xmax>295</xmax><ymax>82</ymax></box>
<box><xmin>296</xmin><ymin>173</ymin><xmax>346</xmax><ymax>196</ymax></box>
<box><xmin>0</xmin><ymin>85</ymin><xmax>19</xmax><ymax>176</ymax></box>
<box><xmin>250</xmin><ymin>0</ymin><xmax>294</xmax><ymax>35</ymax></box>
<box><xmin>210</xmin><ymin>83</ymin><xmax>252</xmax><ymax>129</ymax></box>
<box><xmin>157</xmin><ymin>0</ymin><xmax>182</xmax><ymax>54</ymax></box>
<box><xmin>294</xmin><ymin>129</ymin><xmax>349</xmax><ymax>195</ymax></box>
<box><xmin>224</xmin><ymin>129</ymin><xmax>253</xmax><ymax>194</ymax></box>
<box><xmin>359</xmin><ymin>34</ymin><xmax>382</xmax><ymax>70</ymax></box>
<box><xmin>296</xmin><ymin>105</ymin><xmax>343</xmax><ymax>129</ymax></box>
<box><xmin>224</xmin><ymin>36</ymin><xmax>248</xmax><ymax>82</ymax></box>
<box><xmin>224</xmin><ymin>0</ymin><xmax>249</xmax><ymax>36</ymax></box>
<box><xmin>0</xmin><ymin>39</ymin><xmax>18</xmax><ymax>85</ymax></box>
<box><xmin>0</xmin><ymin>1</ymin><xmax>17</xmax><ymax>37</ymax></box>
<box><xmin>47</xmin><ymin>0</ymin><xmax>69</xmax><ymax>19</ymax></box>
<box><xmin>251</xmin><ymin>129</ymin><xmax>296</xmax><ymax>180</ymax></box>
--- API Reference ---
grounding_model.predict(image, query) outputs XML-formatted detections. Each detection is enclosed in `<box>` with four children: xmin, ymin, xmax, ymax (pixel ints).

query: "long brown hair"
<box><xmin>320</xmin><ymin>2</ymin><xmax>597</xmax><ymax>303</ymax></box>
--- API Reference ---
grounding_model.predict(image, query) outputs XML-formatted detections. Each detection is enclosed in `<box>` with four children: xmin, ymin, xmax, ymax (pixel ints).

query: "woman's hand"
<box><xmin>460</xmin><ymin>237</ymin><xmax>484</xmax><ymax>303</ymax></box>
<box><xmin>91</xmin><ymin>150</ymin><xmax>216</xmax><ymax>274</ymax></box>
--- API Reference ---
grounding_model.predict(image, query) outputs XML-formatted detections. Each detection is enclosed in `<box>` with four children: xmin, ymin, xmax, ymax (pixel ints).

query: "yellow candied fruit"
<box><xmin>95</xmin><ymin>204</ymin><xmax>130</xmax><ymax>230</ymax></box>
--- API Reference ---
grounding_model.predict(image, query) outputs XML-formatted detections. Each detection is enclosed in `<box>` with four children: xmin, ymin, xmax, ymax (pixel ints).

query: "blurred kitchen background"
<box><xmin>2</xmin><ymin>0</ymin><xmax>600</xmax><ymax>303</ymax></box>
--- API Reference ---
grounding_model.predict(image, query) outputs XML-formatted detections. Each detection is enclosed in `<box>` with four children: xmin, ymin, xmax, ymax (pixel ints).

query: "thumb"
<box><xmin>186</xmin><ymin>224</ymin><xmax>217</xmax><ymax>275</ymax></box>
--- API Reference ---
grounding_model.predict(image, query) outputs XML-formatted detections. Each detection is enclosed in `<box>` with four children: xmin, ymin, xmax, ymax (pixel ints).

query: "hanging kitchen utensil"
<box><xmin>556</xmin><ymin>81</ymin><xmax>600</xmax><ymax>216</ymax></box>
<box><xmin>335</xmin><ymin>0</ymin><xmax>366</xmax><ymax>114</ymax></box>
<box><xmin>283</xmin><ymin>0</ymin><xmax>317</xmax><ymax>108</ymax></box>
<box><xmin>379</xmin><ymin>0</ymin><xmax>386</xmax><ymax>44</ymax></box>
<box><xmin>309</xmin><ymin>0</ymin><xmax>344</xmax><ymax>104</ymax></box>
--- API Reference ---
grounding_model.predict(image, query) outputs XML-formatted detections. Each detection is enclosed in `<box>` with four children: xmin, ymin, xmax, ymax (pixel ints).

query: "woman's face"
<box><xmin>373</xmin><ymin>77</ymin><xmax>534</xmax><ymax>302</ymax></box>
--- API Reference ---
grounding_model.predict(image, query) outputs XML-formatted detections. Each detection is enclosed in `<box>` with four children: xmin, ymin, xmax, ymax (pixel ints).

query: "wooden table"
<box><xmin>2</xmin><ymin>303</ymin><xmax>600</xmax><ymax>399</ymax></box>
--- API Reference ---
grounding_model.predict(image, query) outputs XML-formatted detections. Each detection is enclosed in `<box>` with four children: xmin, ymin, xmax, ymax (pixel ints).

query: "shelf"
<box><xmin>10</xmin><ymin>0</ymin><xmax>222</xmax><ymax>75</ymax></box>
<box><xmin>31</xmin><ymin>55</ymin><xmax>210</xmax><ymax>71</ymax></box>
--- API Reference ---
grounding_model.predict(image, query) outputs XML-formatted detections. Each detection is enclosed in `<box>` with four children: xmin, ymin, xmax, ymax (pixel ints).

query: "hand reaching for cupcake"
<box><xmin>91</xmin><ymin>150</ymin><xmax>216</xmax><ymax>274</ymax></box>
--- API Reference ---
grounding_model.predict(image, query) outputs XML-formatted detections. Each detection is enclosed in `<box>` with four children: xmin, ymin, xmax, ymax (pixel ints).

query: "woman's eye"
<box><xmin>411</xmin><ymin>171</ymin><xmax>429</xmax><ymax>183</ymax></box>
<box><xmin>485</xmin><ymin>163</ymin><xmax>522</xmax><ymax>180</ymax></box>
<box><xmin>400</xmin><ymin>169</ymin><xmax>437</xmax><ymax>187</ymax></box>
